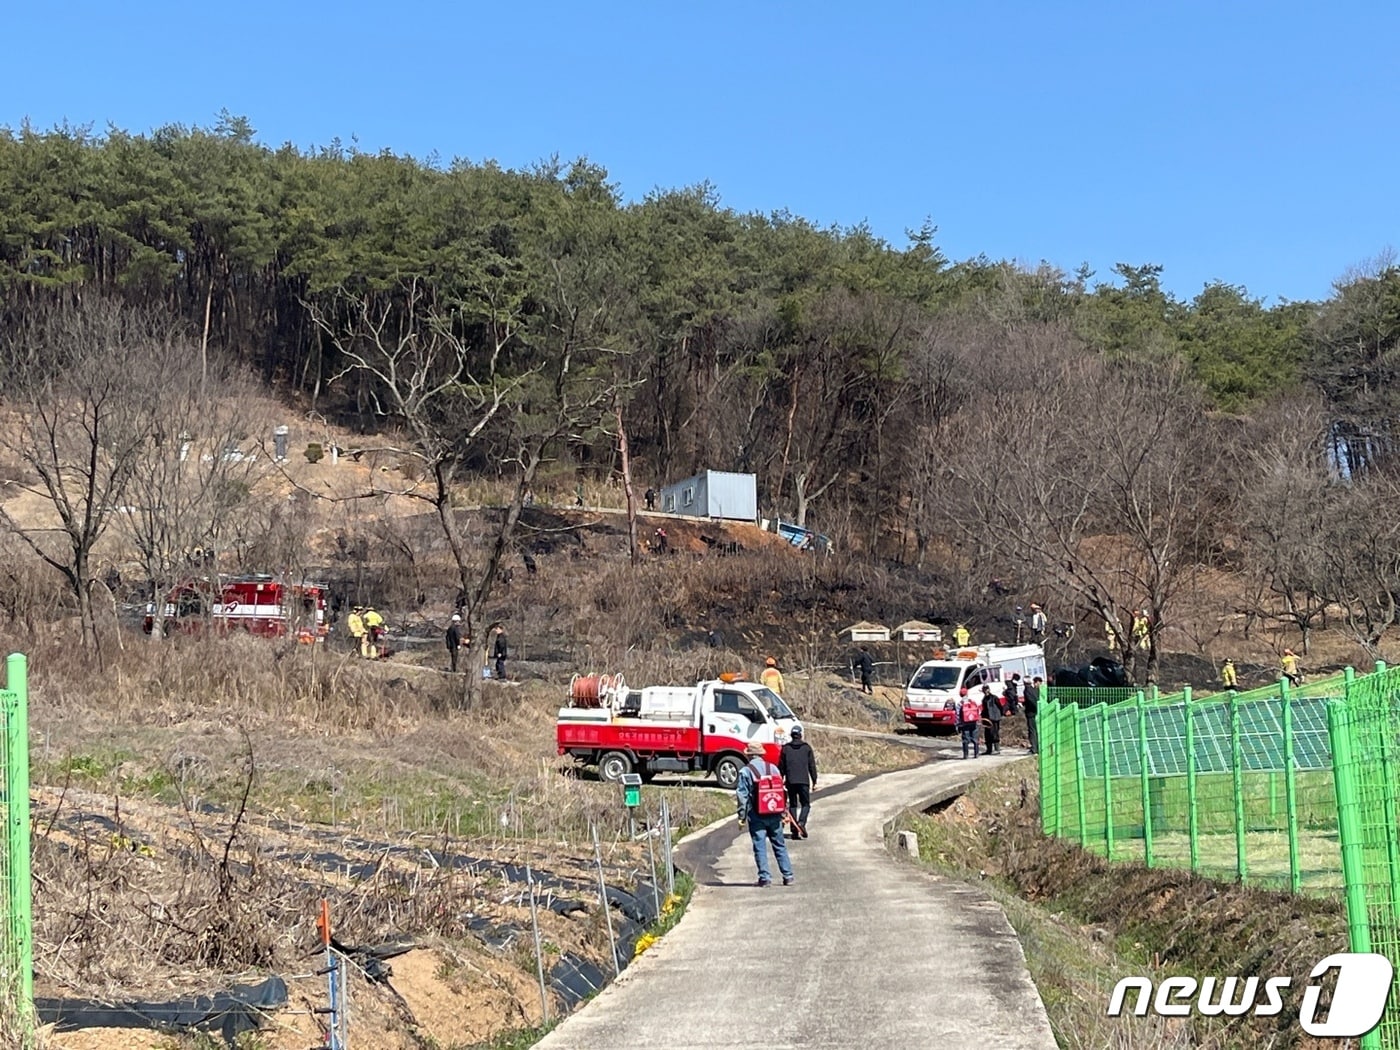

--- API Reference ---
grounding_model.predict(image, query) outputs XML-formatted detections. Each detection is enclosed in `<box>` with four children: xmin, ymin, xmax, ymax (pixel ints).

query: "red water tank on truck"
<box><xmin>557</xmin><ymin>672</ymin><xmax>800</xmax><ymax>788</ymax></box>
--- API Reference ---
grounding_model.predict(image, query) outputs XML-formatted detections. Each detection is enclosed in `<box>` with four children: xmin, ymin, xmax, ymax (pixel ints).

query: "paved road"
<box><xmin>535</xmin><ymin>754</ymin><xmax>1057</xmax><ymax>1050</ymax></box>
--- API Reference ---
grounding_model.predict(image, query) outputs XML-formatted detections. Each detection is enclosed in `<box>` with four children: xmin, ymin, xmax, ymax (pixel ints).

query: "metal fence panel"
<box><xmin>0</xmin><ymin>653</ymin><xmax>31</xmax><ymax>1043</ymax></box>
<box><xmin>1038</xmin><ymin>662</ymin><xmax>1400</xmax><ymax>1048</ymax></box>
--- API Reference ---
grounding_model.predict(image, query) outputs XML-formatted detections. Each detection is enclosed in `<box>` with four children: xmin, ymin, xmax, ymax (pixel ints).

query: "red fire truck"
<box><xmin>144</xmin><ymin>574</ymin><xmax>331</xmax><ymax>643</ymax></box>
<box><xmin>556</xmin><ymin>672</ymin><xmax>800</xmax><ymax>787</ymax></box>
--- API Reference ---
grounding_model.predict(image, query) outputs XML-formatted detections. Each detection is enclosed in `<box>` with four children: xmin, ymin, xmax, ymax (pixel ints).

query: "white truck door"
<box><xmin>700</xmin><ymin>686</ymin><xmax>756</xmax><ymax>744</ymax></box>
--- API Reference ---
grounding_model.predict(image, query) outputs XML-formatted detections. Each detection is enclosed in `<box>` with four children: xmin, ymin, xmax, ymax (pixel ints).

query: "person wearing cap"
<box><xmin>760</xmin><ymin>657</ymin><xmax>785</xmax><ymax>695</ymax></box>
<box><xmin>347</xmin><ymin>605</ymin><xmax>368</xmax><ymax>658</ymax></box>
<box><xmin>363</xmin><ymin>605</ymin><xmax>385</xmax><ymax>658</ymax></box>
<box><xmin>981</xmin><ymin>684</ymin><xmax>1003</xmax><ymax>755</ymax></box>
<box><xmin>779</xmin><ymin>725</ymin><xmax>817</xmax><ymax>838</ymax></box>
<box><xmin>735</xmin><ymin>741</ymin><xmax>794</xmax><ymax>887</ymax></box>
<box><xmin>956</xmin><ymin>688</ymin><xmax>982</xmax><ymax>759</ymax></box>
<box><xmin>1029</xmin><ymin>604</ymin><xmax>1047</xmax><ymax>639</ymax></box>
<box><xmin>445</xmin><ymin>614</ymin><xmax>464</xmax><ymax>673</ymax></box>
<box><xmin>1221</xmin><ymin>658</ymin><xmax>1238</xmax><ymax>690</ymax></box>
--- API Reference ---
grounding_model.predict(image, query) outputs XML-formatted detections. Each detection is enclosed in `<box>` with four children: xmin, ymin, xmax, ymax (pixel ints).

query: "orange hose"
<box><xmin>569</xmin><ymin>673</ymin><xmax>625</xmax><ymax>707</ymax></box>
<box><xmin>570</xmin><ymin>674</ymin><xmax>603</xmax><ymax>706</ymax></box>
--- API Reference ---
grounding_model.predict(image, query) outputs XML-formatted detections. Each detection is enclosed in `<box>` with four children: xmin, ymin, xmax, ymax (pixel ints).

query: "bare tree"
<box><xmin>899</xmin><ymin>314</ymin><xmax>986</xmax><ymax>566</ymax></box>
<box><xmin>0</xmin><ymin>299</ymin><xmax>182</xmax><ymax>656</ymax></box>
<box><xmin>312</xmin><ymin>270</ymin><xmax>622</xmax><ymax>704</ymax></box>
<box><xmin>1316</xmin><ymin>474</ymin><xmax>1400</xmax><ymax>656</ymax></box>
<box><xmin>118</xmin><ymin>368</ymin><xmax>274</xmax><ymax>638</ymax></box>
<box><xmin>950</xmin><ymin>334</ymin><xmax>1213</xmax><ymax>684</ymax></box>
<box><xmin>1238</xmin><ymin>397</ymin><xmax>1335</xmax><ymax>655</ymax></box>
<box><xmin>308</xmin><ymin>278</ymin><xmax>514</xmax><ymax>612</ymax></box>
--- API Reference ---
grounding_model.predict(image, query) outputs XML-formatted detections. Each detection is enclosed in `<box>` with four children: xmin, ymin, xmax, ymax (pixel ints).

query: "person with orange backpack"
<box><xmin>957</xmin><ymin>690</ymin><xmax>982</xmax><ymax>759</ymax></box>
<box><xmin>735</xmin><ymin>741</ymin><xmax>795</xmax><ymax>887</ymax></box>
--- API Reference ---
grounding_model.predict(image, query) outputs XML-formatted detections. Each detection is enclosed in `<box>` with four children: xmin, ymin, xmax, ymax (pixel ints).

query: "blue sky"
<box><xmin>8</xmin><ymin>1</ymin><xmax>1398</xmax><ymax>304</ymax></box>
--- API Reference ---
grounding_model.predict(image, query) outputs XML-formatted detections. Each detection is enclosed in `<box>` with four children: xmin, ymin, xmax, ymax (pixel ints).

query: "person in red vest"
<box><xmin>735</xmin><ymin>741</ymin><xmax>795</xmax><ymax>886</ymax></box>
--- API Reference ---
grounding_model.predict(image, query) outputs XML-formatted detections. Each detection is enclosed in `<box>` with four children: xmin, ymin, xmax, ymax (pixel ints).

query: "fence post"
<box><xmin>1185</xmin><ymin>688</ymin><xmax>1198</xmax><ymax>874</ymax></box>
<box><xmin>4</xmin><ymin>653</ymin><xmax>32</xmax><ymax>1041</ymax></box>
<box><xmin>1137</xmin><ymin>694</ymin><xmax>1153</xmax><ymax>868</ymax></box>
<box><xmin>1281</xmin><ymin>682</ymin><xmax>1300</xmax><ymax>895</ymax></box>
<box><xmin>1074</xmin><ymin>706</ymin><xmax>1087</xmax><ymax>849</ymax></box>
<box><xmin>1040</xmin><ymin>702</ymin><xmax>1055</xmax><ymax>835</ymax></box>
<box><xmin>1049</xmin><ymin>702</ymin><xmax>1063</xmax><ymax>837</ymax></box>
<box><xmin>1100</xmin><ymin>703</ymin><xmax>1115</xmax><ymax>862</ymax></box>
<box><xmin>1327</xmin><ymin>700</ymin><xmax>1375</xmax><ymax>955</ymax></box>
<box><xmin>1230</xmin><ymin>695</ymin><xmax>1247</xmax><ymax>884</ymax></box>
<box><xmin>1359</xmin><ymin>664</ymin><xmax>1400</xmax><ymax>940</ymax></box>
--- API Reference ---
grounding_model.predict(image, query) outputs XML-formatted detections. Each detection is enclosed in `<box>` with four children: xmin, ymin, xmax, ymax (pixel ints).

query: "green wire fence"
<box><xmin>0</xmin><ymin>654</ymin><xmax>31</xmax><ymax>1045</ymax></box>
<box><xmin>1040</xmin><ymin>662</ymin><xmax>1400</xmax><ymax>1050</ymax></box>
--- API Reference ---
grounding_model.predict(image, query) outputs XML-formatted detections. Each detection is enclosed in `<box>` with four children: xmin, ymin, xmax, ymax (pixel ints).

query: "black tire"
<box><xmin>713</xmin><ymin>753</ymin><xmax>744</xmax><ymax>790</ymax></box>
<box><xmin>598</xmin><ymin>751</ymin><xmax>631</xmax><ymax>784</ymax></box>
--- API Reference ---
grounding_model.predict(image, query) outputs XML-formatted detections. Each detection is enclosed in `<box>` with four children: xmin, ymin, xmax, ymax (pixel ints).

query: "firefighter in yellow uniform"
<box><xmin>953</xmin><ymin>623</ymin><xmax>970</xmax><ymax>648</ymax></box>
<box><xmin>1131</xmin><ymin>610</ymin><xmax>1150</xmax><ymax>650</ymax></box>
<box><xmin>347</xmin><ymin>606</ymin><xmax>368</xmax><ymax>657</ymax></box>
<box><xmin>363</xmin><ymin>606</ymin><xmax>385</xmax><ymax>658</ymax></box>
<box><xmin>1221</xmin><ymin>659</ymin><xmax>1237</xmax><ymax>690</ymax></box>
<box><xmin>1281</xmin><ymin>649</ymin><xmax>1302</xmax><ymax>687</ymax></box>
<box><xmin>761</xmin><ymin>657</ymin><xmax>785</xmax><ymax>695</ymax></box>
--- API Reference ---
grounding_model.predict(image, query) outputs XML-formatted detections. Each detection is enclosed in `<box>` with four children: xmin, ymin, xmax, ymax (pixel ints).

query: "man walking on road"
<box><xmin>1023</xmin><ymin>676</ymin><xmax>1042</xmax><ymax>754</ymax></box>
<box><xmin>957</xmin><ymin>690</ymin><xmax>982</xmax><ymax>759</ymax></box>
<box><xmin>736</xmin><ymin>741</ymin><xmax>794</xmax><ymax>887</ymax></box>
<box><xmin>981</xmin><ymin>684</ymin><xmax>1003</xmax><ymax>755</ymax></box>
<box><xmin>779</xmin><ymin>726</ymin><xmax>817</xmax><ymax>838</ymax></box>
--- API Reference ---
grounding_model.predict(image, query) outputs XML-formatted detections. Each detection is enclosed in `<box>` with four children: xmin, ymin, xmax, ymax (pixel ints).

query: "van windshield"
<box><xmin>910</xmin><ymin>665</ymin><xmax>963</xmax><ymax>690</ymax></box>
<box><xmin>752</xmin><ymin>688</ymin><xmax>795</xmax><ymax>721</ymax></box>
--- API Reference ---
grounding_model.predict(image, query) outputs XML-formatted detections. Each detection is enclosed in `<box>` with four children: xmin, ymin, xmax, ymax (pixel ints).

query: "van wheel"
<box><xmin>713</xmin><ymin>754</ymin><xmax>743</xmax><ymax>790</ymax></box>
<box><xmin>599</xmin><ymin>751</ymin><xmax>631</xmax><ymax>784</ymax></box>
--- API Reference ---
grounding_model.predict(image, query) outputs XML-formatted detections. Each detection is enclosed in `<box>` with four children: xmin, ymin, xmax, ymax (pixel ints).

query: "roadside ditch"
<box><xmin>890</xmin><ymin>762</ymin><xmax>1351</xmax><ymax>1050</ymax></box>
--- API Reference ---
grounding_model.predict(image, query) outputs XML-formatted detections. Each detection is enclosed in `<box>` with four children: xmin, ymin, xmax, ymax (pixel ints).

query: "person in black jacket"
<box><xmin>779</xmin><ymin>726</ymin><xmax>818</xmax><ymax>838</ymax></box>
<box><xmin>981</xmin><ymin>684</ymin><xmax>1003</xmax><ymax>755</ymax></box>
<box><xmin>856</xmin><ymin>646</ymin><xmax>874</xmax><ymax>694</ymax></box>
<box><xmin>1023</xmin><ymin>676</ymin><xmax>1042</xmax><ymax>754</ymax></box>
<box><xmin>445</xmin><ymin>614</ymin><xmax>463</xmax><ymax>673</ymax></box>
<box><xmin>1002</xmin><ymin>675</ymin><xmax>1021</xmax><ymax>716</ymax></box>
<box><xmin>491</xmin><ymin>624</ymin><xmax>509</xmax><ymax>680</ymax></box>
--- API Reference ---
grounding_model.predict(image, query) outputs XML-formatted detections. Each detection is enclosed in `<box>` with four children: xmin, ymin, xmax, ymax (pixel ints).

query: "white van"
<box><xmin>902</xmin><ymin>643</ymin><xmax>1046</xmax><ymax>730</ymax></box>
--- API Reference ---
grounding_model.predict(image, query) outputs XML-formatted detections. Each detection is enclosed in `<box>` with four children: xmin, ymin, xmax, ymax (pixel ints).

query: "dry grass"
<box><xmin>17</xmin><ymin>633</ymin><xmax>745</xmax><ymax>1048</ymax></box>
